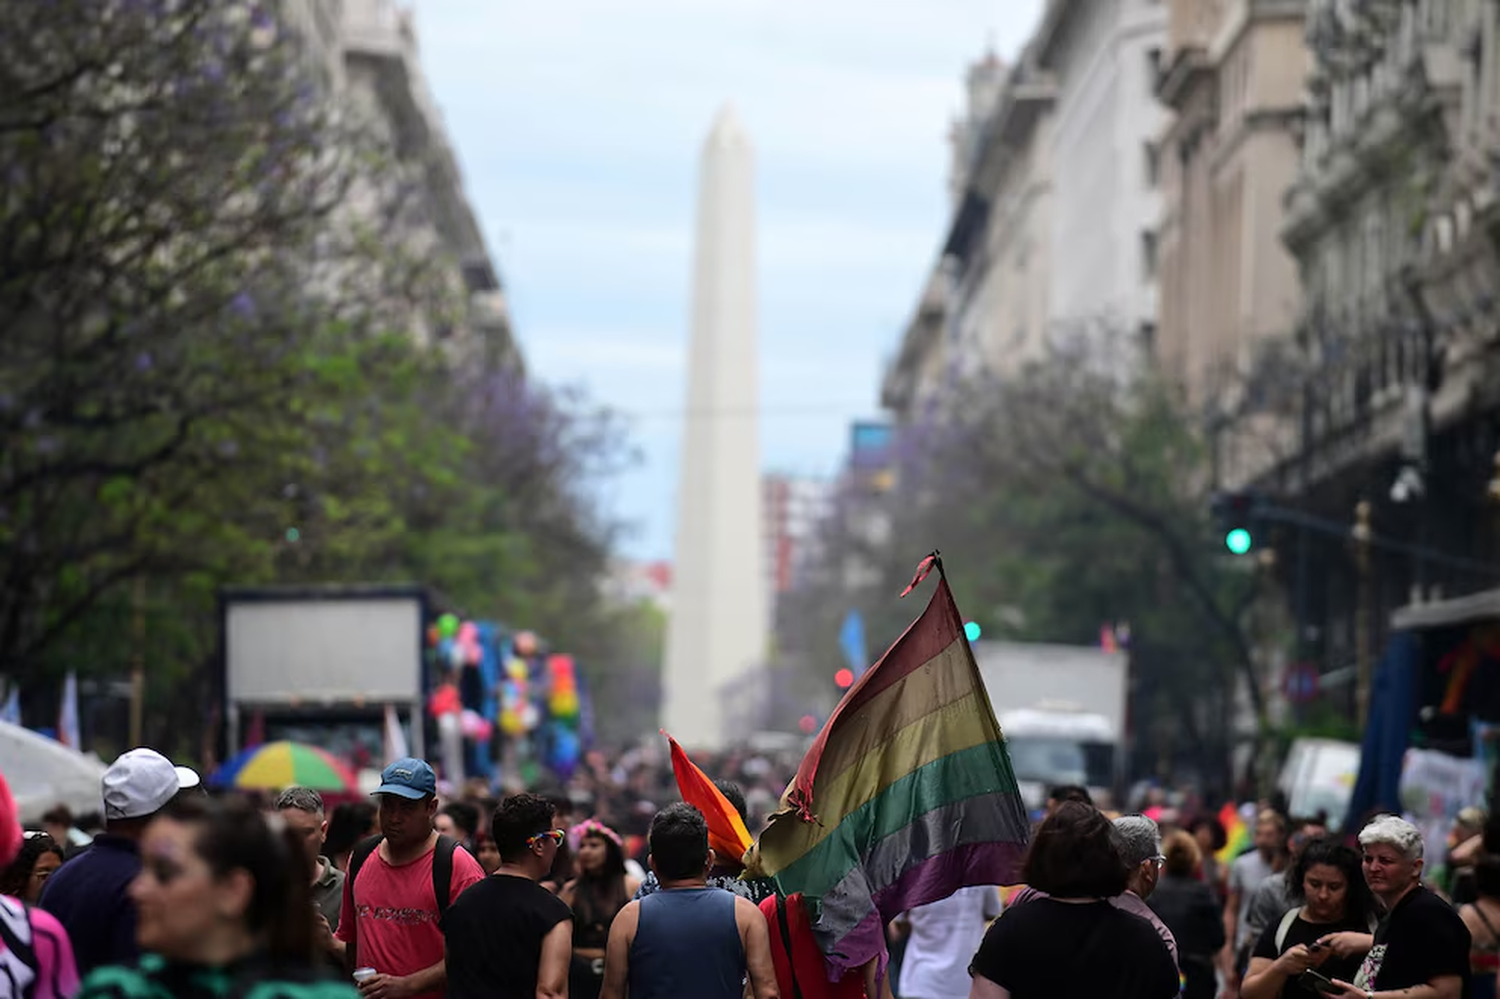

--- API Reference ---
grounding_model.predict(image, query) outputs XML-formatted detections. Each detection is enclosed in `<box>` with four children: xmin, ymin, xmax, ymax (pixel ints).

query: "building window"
<box><xmin>1141</xmin><ymin>229</ymin><xmax>1159</xmax><ymax>281</ymax></box>
<box><xmin>1144</xmin><ymin>141</ymin><xmax>1160</xmax><ymax>188</ymax></box>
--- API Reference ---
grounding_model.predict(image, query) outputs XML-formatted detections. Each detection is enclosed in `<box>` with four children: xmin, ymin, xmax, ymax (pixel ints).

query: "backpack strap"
<box><xmin>432</xmin><ymin>835</ymin><xmax>458</xmax><ymax>928</ymax></box>
<box><xmin>772</xmin><ymin>895</ymin><xmax>806</xmax><ymax>999</ymax></box>
<box><xmin>346</xmin><ymin>834</ymin><xmax>384</xmax><ymax>963</ymax></box>
<box><xmin>0</xmin><ymin>898</ymin><xmax>39</xmax><ymax>999</ymax></box>
<box><xmin>1274</xmin><ymin>906</ymin><xmax>1304</xmax><ymax>953</ymax></box>
<box><xmin>348</xmin><ymin>834</ymin><xmax>384</xmax><ymax>895</ymax></box>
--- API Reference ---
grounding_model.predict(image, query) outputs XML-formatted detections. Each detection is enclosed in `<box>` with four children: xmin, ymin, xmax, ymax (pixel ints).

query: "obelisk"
<box><xmin>661</xmin><ymin>105</ymin><xmax>767</xmax><ymax>750</ymax></box>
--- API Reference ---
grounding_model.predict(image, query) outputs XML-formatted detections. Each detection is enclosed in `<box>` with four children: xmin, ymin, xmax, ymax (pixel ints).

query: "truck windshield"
<box><xmin>1006</xmin><ymin>737</ymin><xmax>1089</xmax><ymax>786</ymax></box>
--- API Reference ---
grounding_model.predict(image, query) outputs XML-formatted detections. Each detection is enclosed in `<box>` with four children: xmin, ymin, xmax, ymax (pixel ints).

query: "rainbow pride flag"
<box><xmin>745</xmin><ymin>556</ymin><xmax>1030</xmax><ymax>979</ymax></box>
<box><xmin>1215</xmin><ymin>801</ymin><xmax>1251</xmax><ymax>865</ymax></box>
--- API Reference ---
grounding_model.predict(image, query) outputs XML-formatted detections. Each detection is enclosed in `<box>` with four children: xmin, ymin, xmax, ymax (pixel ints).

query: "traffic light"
<box><xmin>834</xmin><ymin>668</ymin><xmax>854</xmax><ymax>689</ymax></box>
<box><xmin>1211</xmin><ymin>491</ymin><xmax>1263</xmax><ymax>555</ymax></box>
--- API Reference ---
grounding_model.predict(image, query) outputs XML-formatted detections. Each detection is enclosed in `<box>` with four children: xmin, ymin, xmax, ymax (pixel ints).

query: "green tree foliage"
<box><xmin>0</xmin><ymin>0</ymin><xmax>638</xmax><ymax>751</ymax></box>
<box><xmin>780</xmin><ymin>329</ymin><xmax>1270</xmax><ymax>793</ymax></box>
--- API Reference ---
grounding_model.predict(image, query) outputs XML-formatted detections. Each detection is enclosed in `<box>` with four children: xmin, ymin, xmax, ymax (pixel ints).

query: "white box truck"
<box><xmin>973</xmin><ymin>640</ymin><xmax>1130</xmax><ymax>811</ymax></box>
<box><xmin>217</xmin><ymin>584</ymin><xmax>432</xmax><ymax>762</ymax></box>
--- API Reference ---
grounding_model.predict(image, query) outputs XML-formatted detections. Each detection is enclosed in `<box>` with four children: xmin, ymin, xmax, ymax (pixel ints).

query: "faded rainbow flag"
<box><xmin>744</xmin><ymin>554</ymin><xmax>1030</xmax><ymax>979</ymax></box>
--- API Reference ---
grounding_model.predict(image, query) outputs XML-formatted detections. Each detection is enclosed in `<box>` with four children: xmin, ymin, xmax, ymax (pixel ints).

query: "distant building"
<box><xmin>280</xmin><ymin>0</ymin><xmax>518</xmax><ymax>367</ymax></box>
<box><xmin>1034</xmin><ymin>0</ymin><xmax>1166</xmax><ymax>340</ymax></box>
<box><xmin>763</xmin><ymin>475</ymin><xmax>832</xmax><ymax>625</ymax></box>
<box><xmin>601</xmin><ymin>561</ymin><xmax>673</xmax><ymax>614</ymax></box>
<box><xmin>1154</xmin><ymin>0</ymin><xmax>1308</xmax><ymax>484</ymax></box>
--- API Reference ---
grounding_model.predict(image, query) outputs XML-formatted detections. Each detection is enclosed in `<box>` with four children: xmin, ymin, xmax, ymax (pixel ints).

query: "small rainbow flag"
<box><xmin>1215</xmin><ymin>801</ymin><xmax>1251</xmax><ymax>865</ymax></box>
<box><xmin>745</xmin><ymin>554</ymin><xmax>1030</xmax><ymax>979</ymax></box>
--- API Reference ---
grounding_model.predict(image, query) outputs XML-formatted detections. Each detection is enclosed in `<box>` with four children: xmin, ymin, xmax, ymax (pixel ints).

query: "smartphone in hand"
<box><xmin>1299</xmin><ymin>969</ymin><xmax>1339</xmax><ymax>995</ymax></box>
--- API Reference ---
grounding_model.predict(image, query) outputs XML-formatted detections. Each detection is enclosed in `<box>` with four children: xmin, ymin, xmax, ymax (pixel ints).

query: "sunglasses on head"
<box><xmin>527</xmin><ymin>829</ymin><xmax>565</xmax><ymax>848</ymax></box>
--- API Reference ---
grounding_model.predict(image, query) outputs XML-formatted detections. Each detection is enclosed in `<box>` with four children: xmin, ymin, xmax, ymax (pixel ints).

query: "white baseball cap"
<box><xmin>103</xmin><ymin>749</ymin><xmax>192</xmax><ymax>820</ymax></box>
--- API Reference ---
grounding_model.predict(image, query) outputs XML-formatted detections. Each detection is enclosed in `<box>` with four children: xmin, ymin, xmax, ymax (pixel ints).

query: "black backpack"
<box><xmin>348</xmin><ymin>834</ymin><xmax>460</xmax><ymax>930</ymax></box>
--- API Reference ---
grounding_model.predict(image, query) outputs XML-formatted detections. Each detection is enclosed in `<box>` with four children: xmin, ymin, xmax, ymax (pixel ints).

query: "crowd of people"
<box><xmin>0</xmin><ymin>746</ymin><xmax>1495</xmax><ymax>999</ymax></box>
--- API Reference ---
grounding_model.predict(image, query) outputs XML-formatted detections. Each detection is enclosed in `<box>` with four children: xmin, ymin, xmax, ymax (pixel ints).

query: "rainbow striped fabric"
<box><xmin>744</xmin><ymin>566</ymin><xmax>1030</xmax><ymax>979</ymax></box>
<box><xmin>1215</xmin><ymin>802</ymin><xmax>1251</xmax><ymax>865</ymax></box>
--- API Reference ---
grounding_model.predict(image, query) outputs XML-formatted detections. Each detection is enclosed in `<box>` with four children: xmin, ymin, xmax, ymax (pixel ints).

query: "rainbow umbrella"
<box><xmin>209</xmin><ymin>741</ymin><xmax>357</xmax><ymax>793</ymax></box>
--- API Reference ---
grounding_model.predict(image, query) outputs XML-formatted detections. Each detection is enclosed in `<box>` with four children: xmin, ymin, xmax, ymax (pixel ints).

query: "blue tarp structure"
<box><xmin>1342</xmin><ymin>629</ymin><xmax>1420</xmax><ymax>831</ymax></box>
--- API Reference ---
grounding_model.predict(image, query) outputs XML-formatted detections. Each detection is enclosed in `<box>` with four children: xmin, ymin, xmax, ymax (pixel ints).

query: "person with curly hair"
<box><xmin>1</xmin><ymin>831</ymin><xmax>65</xmax><ymax>905</ymax></box>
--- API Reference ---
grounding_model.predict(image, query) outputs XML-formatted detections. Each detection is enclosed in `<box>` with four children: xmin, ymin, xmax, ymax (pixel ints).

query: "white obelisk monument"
<box><xmin>661</xmin><ymin>106</ymin><xmax>767</xmax><ymax>750</ymax></box>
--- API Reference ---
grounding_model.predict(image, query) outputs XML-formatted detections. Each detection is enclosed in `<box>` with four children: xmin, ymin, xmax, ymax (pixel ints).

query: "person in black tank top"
<box><xmin>559</xmin><ymin>820</ymin><xmax>639</xmax><ymax>999</ymax></box>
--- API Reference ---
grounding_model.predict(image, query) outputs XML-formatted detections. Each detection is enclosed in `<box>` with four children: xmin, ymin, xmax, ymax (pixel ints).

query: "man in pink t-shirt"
<box><xmin>336</xmin><ymin>758</ymin><xmax>484</xmax><ymax>999</ymax></box>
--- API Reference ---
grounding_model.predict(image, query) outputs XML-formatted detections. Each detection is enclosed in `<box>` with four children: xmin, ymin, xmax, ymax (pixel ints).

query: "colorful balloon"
<box><xmin>437</xmin><ymin>613</ymin><xmax>460</xmax><ymax>638</ymax></box>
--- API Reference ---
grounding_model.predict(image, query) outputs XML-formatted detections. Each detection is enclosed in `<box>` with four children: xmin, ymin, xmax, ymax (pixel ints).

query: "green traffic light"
<box><xmin>1225</xmin><ymin>528</ymin><xmax>1252</xmax><ymax>555</ymax></box>
<box><xmin>964</xmin><ymin>621</ymin><xmax>981</xmax><ymax>642</ymax></box>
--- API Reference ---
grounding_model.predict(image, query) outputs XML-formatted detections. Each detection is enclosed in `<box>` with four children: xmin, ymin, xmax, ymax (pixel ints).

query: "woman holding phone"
<box><xmin>1240</xmin><ymin>839</ymin><xmax>1377</xmax><ymax>999</ymax></box>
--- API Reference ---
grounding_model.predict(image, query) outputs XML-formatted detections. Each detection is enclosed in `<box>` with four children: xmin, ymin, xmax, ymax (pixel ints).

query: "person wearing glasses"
<box><xmin>1110</xmin><ymin>814</ymin><xmax>1179</xmax><ymax>969</ymax></box>
<box><xmin>443</xmin><ymin>794</ymin><xmax>573</xmax><ymax>999</ymax></box>
<box><xmin>336</xmin><ymin>758</ymin><xmax>484</xmax><ymax>999</ymax></box>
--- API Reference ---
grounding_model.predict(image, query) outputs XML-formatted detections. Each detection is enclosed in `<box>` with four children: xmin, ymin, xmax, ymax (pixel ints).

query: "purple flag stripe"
<box><xmin>815</xmin><ymin>839</ymin><xmax>1025</xmax><ymax>981</ymax></box>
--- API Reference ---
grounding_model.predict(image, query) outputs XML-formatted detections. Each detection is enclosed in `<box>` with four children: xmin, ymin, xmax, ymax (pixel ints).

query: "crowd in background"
<box><xmin>3</xmin><ymin>746</ymin><xmax>1498</xmax><ymax>999</ymax></box>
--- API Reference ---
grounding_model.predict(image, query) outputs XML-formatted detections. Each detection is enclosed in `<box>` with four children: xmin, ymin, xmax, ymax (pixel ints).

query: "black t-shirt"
<box><xmin>1250</xmin><ymin>909</ymin><xmax>1370</xmax><ymax>999</ymax></box>
<box><xmin>971</xmin><ymin>898</ymin><xmax>1179</xmax><ymax>999</ymax></box>
<box><xmin>444</xmin><ymin>874</ymin><xmax>572</xmax><ymax>999</ymax></box>
<box><xmin>1355</xmin><ymin>887</ymin><xmax>1471</xmax><ymax>994</ymax></box>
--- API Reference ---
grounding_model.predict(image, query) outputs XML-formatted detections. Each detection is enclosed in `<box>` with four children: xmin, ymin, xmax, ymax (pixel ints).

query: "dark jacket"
<box><xmin>1148</xmin><ymin>875</ymin><xmax>1226</xmax><ymax>960</ymax></box>
<box><xmin>38</xmin><ymin>834</ymin><xmax>141</xmax><ymax>976</ymax></box>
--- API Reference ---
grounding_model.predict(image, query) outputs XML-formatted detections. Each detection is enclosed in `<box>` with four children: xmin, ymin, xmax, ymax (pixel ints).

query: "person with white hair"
<box><xmin>1316</xmin><ymin>814</ymin><xmax>1470</xmax><ymax>999</ymax></box>
<box><xmin>1111</xmin><ymin>814</ymin><xmax>1180</xmax><ymax>968</ymax></box>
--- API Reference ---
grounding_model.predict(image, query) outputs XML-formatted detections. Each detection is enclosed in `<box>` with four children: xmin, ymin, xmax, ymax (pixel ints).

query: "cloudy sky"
<box><xmin>413</xmin><ymin>1</ymin><xmax>1045</xmax><ymax>560</ymax></box>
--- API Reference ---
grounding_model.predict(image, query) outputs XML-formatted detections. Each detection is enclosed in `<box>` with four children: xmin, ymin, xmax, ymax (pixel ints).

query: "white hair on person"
<box><xmin>1111</xmin><ymin>814</ymin><xmax>1162</xmax><ymax>866</ymax></box>
<box><xmin>1358</xmin><ymin>814</ymin><xmax>1424</xmax><ymax>861</ymax></box>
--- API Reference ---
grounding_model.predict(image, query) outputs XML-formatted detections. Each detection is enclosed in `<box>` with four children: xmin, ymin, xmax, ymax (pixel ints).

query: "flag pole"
<box><xmin>129</xmin><ymin>575</ymin><xmax>145</xmax><ymax>747</ymax></box>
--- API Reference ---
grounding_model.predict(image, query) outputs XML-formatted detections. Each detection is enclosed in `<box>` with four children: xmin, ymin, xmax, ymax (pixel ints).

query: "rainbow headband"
<box><xmin>570</xmin><ymin>818</ymin><xmax>623</xmax><ymax>850</ymax></box>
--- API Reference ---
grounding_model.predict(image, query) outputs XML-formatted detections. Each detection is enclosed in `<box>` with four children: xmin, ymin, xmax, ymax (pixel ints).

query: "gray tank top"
<box><xmin>629</xmin><ymin>888</ymin><xmax>746</xmax><ymax>999</ymax></box>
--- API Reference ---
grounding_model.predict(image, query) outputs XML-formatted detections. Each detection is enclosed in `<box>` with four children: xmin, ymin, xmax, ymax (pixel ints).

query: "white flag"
<box><xmin>59</xmin><ymin>671</ymin><xmax>80</xmax><ymax>750</ymax></box>
<box><xmin>383</xmin><ymin>703</ymin><xmax>409</xmax><ymax>764</ymax></box>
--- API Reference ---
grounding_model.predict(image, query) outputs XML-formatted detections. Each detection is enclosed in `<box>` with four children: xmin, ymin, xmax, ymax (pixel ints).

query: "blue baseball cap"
<box><xmin>373</xmin><ymin>757</ymin><xmax>437</xmax><ymax>800</ymax></box>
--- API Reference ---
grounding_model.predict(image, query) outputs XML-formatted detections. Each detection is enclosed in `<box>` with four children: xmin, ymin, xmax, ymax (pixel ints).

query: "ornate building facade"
<box><xmin>1265</xmin><ymin>0</ymin><xmax>1500</xmax><ymax>683</ymax></box>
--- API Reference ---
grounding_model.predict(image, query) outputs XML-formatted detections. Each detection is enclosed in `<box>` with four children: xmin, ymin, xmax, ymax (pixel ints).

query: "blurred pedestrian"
<box><xmin>0</xmin><ymin>770</ymin><xmax>79</xmax><ymax>999</ymax></box>
<box><xmin>890</xmin><ymin>885</ymin><xmax>998</xmax><ymax>999</ymax></box>
<box><xmin>275</xmin><ymin>787</ymin><xmax>345</xmax><ymax>967</ymax></box>
<box><xmin>1458</xmin><ymin>851</ymin><xmax>1500</xmax><ymax>998</ymax></box>
<box><xmin>561</xmin><ymin>819</ymin><xmax>640</xmax><ymax>999</ymax></box>
<box><xmin>2</xmin><ymin>832</ymin><xmax>65</xmax><ymax>906</ymax></box>
<box><xmin>39</xmin><ymin>749</ymin><xmax>196</xmax><ymax>975</ymax></box>
<box><xmin>968</xmin><ymin>801</ymin><xmax>1178</xmax><ymax>999</ymax></box>
<box><xmin>1146</xmin><ymin>831</ymin><xmax>1224</xmax><ymax>999</ymax></box>
<box><xmin>74</xmin><ymin>795</ymin><xmax>355</xmax><ymax>999</ymax></box>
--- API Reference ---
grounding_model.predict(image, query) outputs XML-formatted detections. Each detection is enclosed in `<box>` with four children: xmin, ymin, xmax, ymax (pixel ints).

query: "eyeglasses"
<box><xmin>1151</xmin><ymin>855</ymin><xmax>1166</xmax><ymax>869</ymax></box>
<box><xmin>527</xmin><ymin>829</ymin><xmax>565</xmax><ymax>848</ymax></box>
